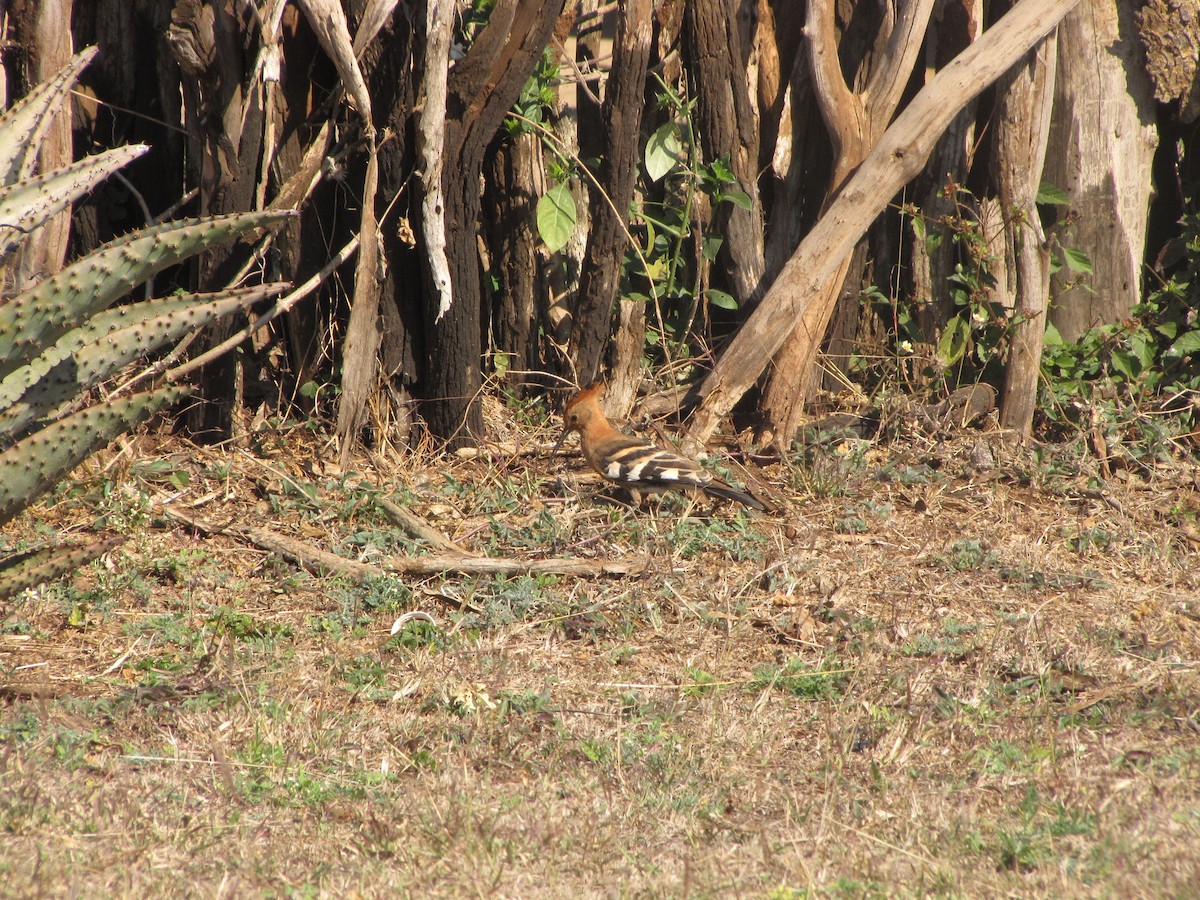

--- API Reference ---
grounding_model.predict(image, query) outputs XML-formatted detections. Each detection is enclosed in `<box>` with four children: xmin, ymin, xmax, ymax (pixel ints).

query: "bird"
<box><xmin>554</xmin><ymin>381</ymin><xmax>767</xmax><ymax>511</ymax></box>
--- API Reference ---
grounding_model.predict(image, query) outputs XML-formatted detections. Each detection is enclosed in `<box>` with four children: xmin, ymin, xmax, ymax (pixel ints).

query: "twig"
<box><xmin>373</xmin><ymin>494</ymin><xmax>470</xmax><ymax>555</ymax></box>
<box><xmin>164</xmin><ymin>236</ymin><xmax>359</xmax><ymax>383</ymax></box>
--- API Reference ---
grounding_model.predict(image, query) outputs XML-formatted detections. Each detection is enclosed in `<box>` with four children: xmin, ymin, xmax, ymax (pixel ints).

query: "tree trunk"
<box><xmin>684</xmin><ymin>0</ymin><xmax>1083</xmax><ymax>455</ymax></box>
<box><xmin>270</xmin><ymin>8</ymin><xmax>333</xmax><ymax>413</ymax></box>
<box><xmin>909</xmin><ymin>0</ymin><xmax>982</xmax><ymax>347</ymax></box>
<box><xmin>683</xmin><ymin>0</ymin><xmax>766</xmax><ymax>309</ymax></box>
<box><xmin>994</xmin><ymin>29</ymin><xmax>1057</xmax><ymax>437</ymax></box>
<box><xmin>10</xmin><ymin>0</ymin><xmax>73</xmax><ymax>284</ymax></box>
<box><xmin>485</xmin><ymin>131</ymin><xmax>546</xmax><ymax>388</ymax></box>
<box><xmin>1044</xmin><ymin>0</ymin><xmax>1158</xmax><ymax>340</ymax></box>
<box><xmin>422</xmin><ymin>0</ymin><xmax>571</xmax><ymax>447</ymax></box>
<box><xmin>758</xmin><ymin>0</ymin><xmax>936</xmax><ymax>447</ymax></box>
<box><xmin>569</xmin><ymin>0</ymin><xmax>653</xmax><ymax>388</ymax></box>
<box><xmin>168</xmin><ymin>0</ymin><xmax>266</xmax><ymax>442</ymax></box>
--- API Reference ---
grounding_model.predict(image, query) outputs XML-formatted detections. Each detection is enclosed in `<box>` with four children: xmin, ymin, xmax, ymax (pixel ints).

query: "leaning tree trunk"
<box><xmin>421</xmin><ymin>0</ymin><xmax>570</xmax><ymax>447</ymax></box>
<box><xmin>757</xmin><ymin>0</ymin><xmax>936</xmax><ymax>448</ymax></box>
<box><xmin>1043</xmin><ymin>0</ymin><xmax>1158</xmax><ymax>340</ymax></box>
<box><xmin>683</xmin><ymin>0</ymin><xmax>1083</xmax><ymax>456</ymax></box>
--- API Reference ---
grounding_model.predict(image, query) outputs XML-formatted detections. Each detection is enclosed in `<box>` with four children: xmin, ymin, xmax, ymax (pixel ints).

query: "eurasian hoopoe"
<box><xmin>555</xmin><ymin>382</ymin><xmax>767</xmax><ymax>511</ymax></box>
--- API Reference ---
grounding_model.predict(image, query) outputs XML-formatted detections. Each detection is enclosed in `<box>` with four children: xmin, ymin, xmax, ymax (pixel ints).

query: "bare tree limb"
<box><xmin>684</xmin><ymin>0</ymin><xmax>1083</xmax><ymax>455</ymax></box>
<box><xmin>864</xmin><ymin>0</ymin><xmax>938</xmax><ymax>120</ymax></box>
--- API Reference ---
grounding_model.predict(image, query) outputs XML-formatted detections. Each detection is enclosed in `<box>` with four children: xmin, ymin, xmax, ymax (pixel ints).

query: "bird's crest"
<box><xmin>566</xmin><ymin>381</ymin><xmax>604</xmax><ymax>413</ymax></box>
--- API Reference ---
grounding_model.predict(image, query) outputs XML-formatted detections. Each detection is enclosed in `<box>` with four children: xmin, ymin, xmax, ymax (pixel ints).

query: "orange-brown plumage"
<box><xmin>556</xmin><ymin>382</ymin><xmax>765</xmax><ymax>511</ymax></box>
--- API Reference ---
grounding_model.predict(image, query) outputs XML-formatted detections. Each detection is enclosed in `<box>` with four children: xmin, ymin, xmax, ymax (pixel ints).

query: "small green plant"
<box><xmin>684</xmin><ymin>667</ymin><xmax>720</xmax><ymax>696</ymax></box>
<box><xmin>629</xmin><ymin>75</ymin><xmax>753</xmax><ymax>362</ymax></box>
<box><xmin>1038</xmin><ymin>205</ymin><xmax>1200</xmax><ymax>449</ymax></box>
<box><xmin>669</xmin><ymin>513</ymin><xmax>763</xmax><ymax>561</ymax></box>
<box><xmin>899</xmin><ymin>186</ymin><xmax>1008</xmax><ymax>381</ymax></box>
<box><xmin>750</xmin><ymin>655</ymin><xmax>848</xmax><ymax>700</ymax></box>
<box><xmin>933</xmin><ymin>538</ymin><xmax>999</xmax><ymax>572</ymax></box>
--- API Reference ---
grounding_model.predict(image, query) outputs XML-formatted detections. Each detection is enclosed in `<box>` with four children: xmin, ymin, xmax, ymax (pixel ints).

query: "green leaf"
<box><xmin>1167</xmin><ymin>329</ymin><xmax>1200</xmax><ymax>357</ymax></box>
<box><xmin>1129</xmin><ymin>331</ymin><xmax>1155</xmax><ymax>369</ymax></box>
<box><xmin>0</xmin><ymin>536</ymin><xmax>124</xmax><ymax>603</ymax></box>
<box><xmin>1061</xmin><ymin>246</ymin><xmax>1093</xmax><ymax>275</ymax></box>
<box><xmin>1042</xmin><ymin>322</ymin><xmax>1063</xmax><ymax>347</ymax></box>
<box><xmin>0</xmin><ymin>387</ymin><xmax>189</xmax><ymax>527</ymax></box>
<box><xmin>644</xmin><ymin>122</ymin><xmax>683</xmax><ymax>182</ymax></box>
<box><xmin>1155</xmin><ymin>320</ymin><xmax>1178</xmax><ymax>340</ymax></box>
<box><xmin>0</xmin><ymin>46</ymin><xmax>98</xmax><ymax>184</ymax></box>
<box><xmin>723</xmin><ymin>190</ymin><xmax>753</xmax><ymax>211</ymax></box>
<box><xmin>1036</xmin><ymin>181</ymin><xmax>1070</xmax><ymax>205</ymax></box>
<box><xmin>535</xmin><ymin>182</ymin><xmax>576</xmax><ymax>253</ymax></box>
<box><xmin>704</xmin><ymin>289</ymin><xmax>738</xmax><ymax>311</ymax></box>
<box><xmin>0</xmin><ymin>286</ymin><xmax>280</xmax><ymax>435</ymax></box>
<box><xmin>911</xmin><ymin>215</ymin><xmax>926</xmax><ymax>243</ymax></box>
<box><xmin>936</xmin><ymin>315</ymin><xmax>970</xmax><ymax>366</ymax></box>
<box><xmin>0</xmin><ymin>211</ymin><xmax>294</xmax><ymax>382</ymax></box>
<box><xmin>1110</xmin><ymin>349</ymin><xmax>1138</xmax><ymax>380</ymax></box>
<box><xmin>0</xmin><ymin>145</ymin><xmax>149</xmax><ymax>261</ymax></box>
<box><xmin>701</xmin><ymin>234</ymin><xmax>724</xmax><ymax>262</ymax></box>
<box><xmin>493</xmin><ymin>350</ymin><xmax>511</xmax><ymax>377</ymax></box>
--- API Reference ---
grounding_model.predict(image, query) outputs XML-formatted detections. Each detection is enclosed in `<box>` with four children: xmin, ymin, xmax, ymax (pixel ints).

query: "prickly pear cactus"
<box><xmin>0</xmin><ymin>47</ymin><xmax>292</xmax><ymax>600</ymax></box>
<box><xmin>0</xmin><ymin>538</ymin><xmax>126</xmax><ymax>599</ymax></box>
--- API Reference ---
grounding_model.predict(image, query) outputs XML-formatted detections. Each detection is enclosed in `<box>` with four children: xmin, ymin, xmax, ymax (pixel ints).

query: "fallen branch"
<box><xmin>162</xmin><ymin>507</ymin><xmax>647</xmax><ymax>580</ymax></box>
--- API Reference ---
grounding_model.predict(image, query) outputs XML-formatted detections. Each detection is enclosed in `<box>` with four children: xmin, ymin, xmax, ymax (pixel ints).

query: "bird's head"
<box><xmin>553</xmin><ymin>381</ymin><xmax>605</xmax><ymax>452</ymax></box>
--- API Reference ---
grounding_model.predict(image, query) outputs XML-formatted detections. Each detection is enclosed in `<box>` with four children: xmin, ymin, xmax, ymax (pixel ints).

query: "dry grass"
<box><xmin>2</xmin><ymin>409</ymin><xmax>1200</xmax><ymax>897</ymax></box>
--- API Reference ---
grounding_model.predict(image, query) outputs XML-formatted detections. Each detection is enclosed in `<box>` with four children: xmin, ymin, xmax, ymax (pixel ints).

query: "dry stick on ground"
<box><xmin>372</xmin><ymin>494</ymin><xmax>471</xmax><ymax>556</ymax></box>
<box><xmin>682</xmin><ymin>0</ymin><xmax>1082</xmax><ymax>457</ymax></box>
<box><xmin>161</xmin><ymin>507</ymin><xmax>647</xmax><ymax>580</ymax></box>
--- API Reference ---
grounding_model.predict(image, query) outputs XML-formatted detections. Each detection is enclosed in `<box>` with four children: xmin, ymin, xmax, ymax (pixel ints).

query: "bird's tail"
<box><xmin>704</xmin><ymin>482</ymin><xmax>768</xmax><ymax>512</ymax></box>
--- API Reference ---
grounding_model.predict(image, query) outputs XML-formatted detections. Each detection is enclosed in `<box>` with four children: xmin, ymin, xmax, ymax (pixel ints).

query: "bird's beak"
<box><xmin>551</xmin><ymin>425</ymin><xmax>570</xmax><ymax>456</ymax></box>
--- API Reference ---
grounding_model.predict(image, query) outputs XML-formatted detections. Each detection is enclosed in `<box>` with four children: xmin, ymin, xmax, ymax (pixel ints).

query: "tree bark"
<box><xmin>421</xmin><ymin>0</ymin><xmax>570</xmax><ymax>447</ymax></box>
<box><xmin>909</xmin><ymin>0</ymin><xmax>982</xmax><ymax>347</ymax></box>
<box><xmin>168</xmin><ymin>0</ymin><xmax>266</xmax><ymax>442</ymax></box>
<box><xmin>569</xmin><ymin>0</ymin><xmax>653</xmax><ymax>388</ymax></box>
<box><xmin>757</xmin><ymin>0</ymin><xmax>936</xmax><ymax>446</ymax></box>
<box><xmin>1044</xmin><ymin>0</ymin><xmax>1158</xmax><ymax>340</ymax></box>
<box><xmin>994</xmin><ymin>29</ymin><xmax>1057</xmax><ymax>438</ymax></box>
<box><xmin>271</xmin><ymin>8</ymin><xmax>334</xmax><ymax>412</ymax></box>
<box><xmin>10</xmin><ymin>0</ymin><xmax>73</xmax><ymax>284</ymax></box>
<box><xmin>683</xmin><ymin>0</ymin><xmax>1083</xmax><ymax>456</ymax></box>
<box><xmin>484</xmin><ymin>131</ymin><xmax>546</xmax><ymax>387</ymax></box>
<box><xmin>683</xmin><ymin>0</ymin><xmax>766</xmax><ymax>309</ymax></box>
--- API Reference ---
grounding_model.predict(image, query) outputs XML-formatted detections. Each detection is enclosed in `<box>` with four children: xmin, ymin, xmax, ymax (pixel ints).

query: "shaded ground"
<box><xmin>2</xmin><ymin>409</ymin><xmax>1199</xmax><ymax>897</ymax></box>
